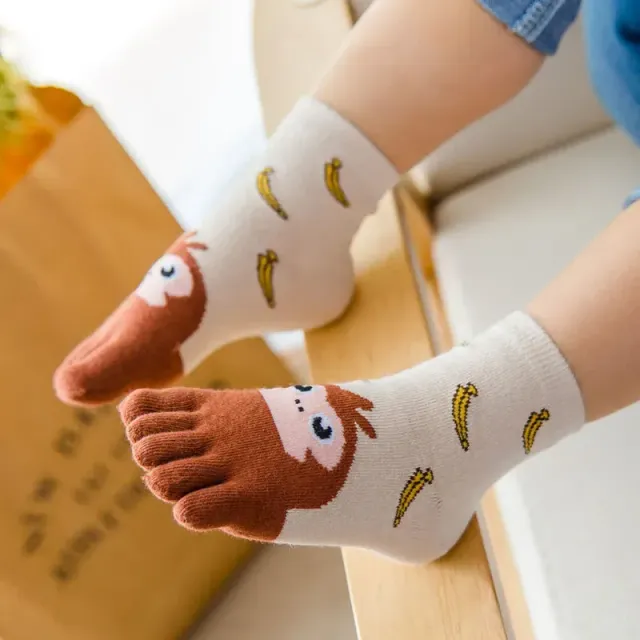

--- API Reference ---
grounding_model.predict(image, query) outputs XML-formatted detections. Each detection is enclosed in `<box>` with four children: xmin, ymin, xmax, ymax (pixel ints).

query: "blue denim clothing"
<box><xmin>584</xmin><ymin>0</ymin><xmax>640</xmax><ymax>146</ymax></box>
<box><xmin>478</xmin><ymin>0</ymin><xmax>640</xmax><ymax>207</ymax></box>
<box><xmin>477</xmin><ymin>0</ymin><xmax>581</xmax><ymax>54</ymax></box>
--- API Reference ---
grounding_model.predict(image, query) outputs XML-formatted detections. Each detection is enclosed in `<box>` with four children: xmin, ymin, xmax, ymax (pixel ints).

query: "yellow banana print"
<box><xmin>522</xmin><ymin>409</ymin><xmax>550</xmax><ymax>454</ymax></box>
<box><xmin>393</xmin><ymin>467</ymin><xmax>434</xmax><ymax>528</ymax></box>
<box><xmin>324</xmin><ymin>158</ymin><xmax>350</xmax><ymax>208</ymax></box>
<box><xmin>257</xmin><ymin>250</ymin><xmax>279</xmax><ymax>308</ymax></box>
<box><xmin>257</xmin><ymin>168</ymin><xmax>288</xmax><ymax>220</ymax></box>
<box><xmin>451</xmin><ymin>383</ymin><xmax>478</xmax><ymax>451</ymax></box>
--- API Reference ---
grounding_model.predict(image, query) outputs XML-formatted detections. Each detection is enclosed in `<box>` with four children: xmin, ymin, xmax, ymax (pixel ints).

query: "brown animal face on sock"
<box><xmin>54</xmin><ymin>232</ymin><xmax>208</xmax><ymax>406</ymax></box>
<box><xmin>166</xmin><ymin>385</ymin><xmax>377</xmax><ymax>540</ymax></box>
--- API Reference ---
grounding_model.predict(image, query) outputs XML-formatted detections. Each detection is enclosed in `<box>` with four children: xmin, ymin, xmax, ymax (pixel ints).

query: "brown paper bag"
<box><xmin>0</xmin><ymin>102</ymin><xmax>294</xmax><ymax>640</ymax></box>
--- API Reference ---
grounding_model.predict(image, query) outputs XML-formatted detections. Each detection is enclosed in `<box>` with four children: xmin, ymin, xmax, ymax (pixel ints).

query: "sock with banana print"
<box><xmin>53</xmin><ymin>97</ymin><xmax>398</xmax><ymax>406</ymax></box>
<box><xmin>119</xmin><ymin>312</ymin><xmax>583</xmax><ymax>563</ymax></box>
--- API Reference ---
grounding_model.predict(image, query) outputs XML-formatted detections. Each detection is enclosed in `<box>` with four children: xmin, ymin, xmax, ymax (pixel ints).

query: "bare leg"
<box><xmin>117</xmin><ymin>203</ymin><xmax>640</xmax><ymax>558</ymax></box>
<box><xmin>315</xmin><ymin>0</ymin><xmax>543</xmax><ymax>172</ymax></box>
<box><xmin>530</xmin><ymin>200</ymin><xmax>640</xmax><ymax>422</ymax></box>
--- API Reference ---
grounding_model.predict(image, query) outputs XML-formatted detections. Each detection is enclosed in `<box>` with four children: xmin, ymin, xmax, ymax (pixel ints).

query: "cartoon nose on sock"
<box><xmin>54</xmin><ymin>232</ymin><xmax>209</xmax><ymax>406</ymax></box>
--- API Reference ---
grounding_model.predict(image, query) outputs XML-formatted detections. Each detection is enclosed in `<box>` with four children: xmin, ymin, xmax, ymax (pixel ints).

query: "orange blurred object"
<box><xmin>0</xmin><ymin>55</ymin><xmax>83</xmax><ymax>198</ymax></box>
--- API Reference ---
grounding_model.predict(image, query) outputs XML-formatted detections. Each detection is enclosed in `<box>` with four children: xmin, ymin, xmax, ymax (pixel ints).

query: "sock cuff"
<box><xmin>272</xmin><ymin>95</ymin><xmax>400</xmax><ymax>203</ymax></box>
<box><xmin>498</xmin><ymin>311</ymin><xmax>586</xmax><ymax>431</ymax></box>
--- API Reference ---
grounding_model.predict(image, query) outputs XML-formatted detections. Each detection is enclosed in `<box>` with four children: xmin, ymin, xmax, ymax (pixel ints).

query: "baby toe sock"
<box><xmin>54</xmin><ymin>97</ymin><xmax>399</xmax><ymax>405</ymax></box>
<box><xmin>120</xmin><ymin>312</ymin><xmax>584</xmax><ymax>563</ymax></box>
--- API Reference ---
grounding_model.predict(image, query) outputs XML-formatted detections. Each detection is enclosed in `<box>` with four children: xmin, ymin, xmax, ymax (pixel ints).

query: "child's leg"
<box><xmin>316</xmin><ymin>0</ymin><xmax>552</xmax><ymax>173</ymax></box>
<box><xmin>112</xmin><ymin>1</ymin><xmax>592</xmax><ymax>563</ymax></box>
<box><xmin>530</xmin><ymin>202</ymin><xmax>640</xmax><ymax>422</ymax></box>
<box><xmin>54</xmin><ymin>0</ymin><xmax>550</xmax><ymax>406</ymax></box>
<box><xmin>120</xmin><ymin>199</ymin><xmax>640</xmax><ymax>563</ymax></box>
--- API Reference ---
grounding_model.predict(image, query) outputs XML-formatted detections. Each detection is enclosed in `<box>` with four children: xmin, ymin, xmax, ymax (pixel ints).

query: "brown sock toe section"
<box><xmin>53</xmin><ymin>330</ymin><xmax>115</xmax><ymax>405</ymax></box>
<box><xmin>54</xmin><ymin>356</ymin><xmax>126</xmax><ymax>407</ymax></box>
<box><xmin>119</xmin><ymin>388</ymin><xmax>202</xmax><ymax>424</ymax></box>
<box><xmin>173</xmin><ymin>485</ymin><xmax>285</xmax><ymax>541</ymax></box>
<box><xmin>126</xmin><ymin>411</ymin><xmax>197</xmax><ymax>443</ymax></box>
<box><xmin>54</xmin><ymin>327</ymin><xmax>184</xmax><ymax>407</ymax></box>
<box><xmin>132</xmin><ymin>431</ymin><xmax>208</xmax><ymax>470</ymax></box>
<box><xmin>173</xmin><ymin>485</ymin><xmax>242</xmax><ymax>532</ymax></box>
<box><xmin>145</xmin><ymin>456</ymin><xmax>225</xmax><ymax>503</ymax></box>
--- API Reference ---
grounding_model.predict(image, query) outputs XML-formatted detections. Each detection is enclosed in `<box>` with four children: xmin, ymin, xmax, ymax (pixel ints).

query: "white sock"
<box><xmin>120</xmin><ymin>311</ymin><xmax>585</xmax><ymax>564</ymax></box>
<box><xmin>54</xmin><ymin>96</ymin><xmax>399</xmax><ymax>405</ymax></box>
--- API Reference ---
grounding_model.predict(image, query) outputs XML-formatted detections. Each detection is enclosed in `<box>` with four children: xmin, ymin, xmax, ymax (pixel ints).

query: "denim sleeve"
<box><xmin>477</xmin><ymin>0</ymin><xmax>581</xmax><ymax>54</ymax></box>
<box><xmin>584</xmin><ymin>0</ymin><xmax>640</xmax><ymax>146</ymax></box>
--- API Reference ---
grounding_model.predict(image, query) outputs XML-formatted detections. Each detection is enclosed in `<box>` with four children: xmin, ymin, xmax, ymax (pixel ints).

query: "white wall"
<box><xmin>0</xmin><ymin>0</ymin><xmax>266</xmax><ymax>229</ymax></box>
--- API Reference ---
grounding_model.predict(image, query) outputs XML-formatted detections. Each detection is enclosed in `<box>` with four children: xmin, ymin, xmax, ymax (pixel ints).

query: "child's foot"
<box><xmin>53</xmin><ymin>97</ymin><xmax>398</xmax><ymax>406</ymax></box>
<box><xmin>119</xmin><ymin>313</ymin><xmax>584</xmax><ymax>563</ymax></box>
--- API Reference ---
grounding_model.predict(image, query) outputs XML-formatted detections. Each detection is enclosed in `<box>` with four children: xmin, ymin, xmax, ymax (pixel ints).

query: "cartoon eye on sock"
<box><xmin>393</xmin><ymin>467</ymin><xmax>434</xmax><ymax>528</ymax></box>
<box><xmin>257</xmin><ymin>167</ymin><xmax>288</xmax><ymax>220</ymax></box>
<box><xmin>522</xmin><ymin>409</ymin><xmax>550</xmax><ymax>454</ymax></box>
<box><xmin>53</xmin><ymin>231</ymin><xmax>208</xmax><ymax>405</ymax></box>
<box><xmin>128</xmin><ymin>230</ymin><xmax>208</xmax><ymax>346</ymax></box>
<box><xmin>257</xmin><ymin>250</ymin><xmax>279</xmax><ymax>308</ymax></box>
<box><xmin>324</xmin><ymin>158</ymin><xmax>350</xmax><ymax>208</ymax></box>
<box><xmin>451</xmin><ymin>383</ymin><xmax>478</xmax><ymax>451</ymax></box>
<box><xmin>138</xmin><ymin>253</ymin><xmax>196</xmax><ymax>307</ymax></box>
